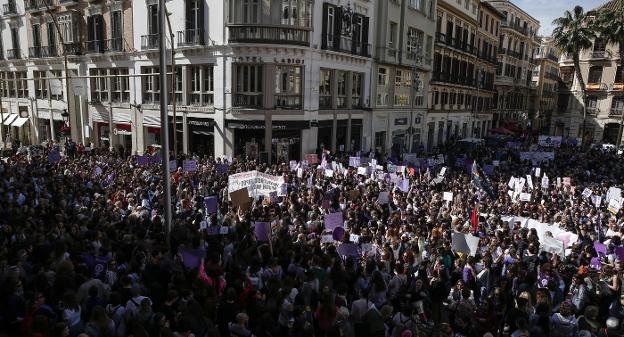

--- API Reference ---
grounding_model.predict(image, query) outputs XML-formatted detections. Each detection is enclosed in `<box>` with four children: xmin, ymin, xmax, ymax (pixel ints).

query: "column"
<box><xmin>346</xmin><ymin>72</ymin><xmax>353</xmax><ymax>152</ymax></box>
<box><xmin>265</xmin><ymin>113</ymin><xmax>272</xmax><ymax>164</ymax></box>
<box><xmin>331</xmin><ymin>70</ymin><xmax>338</xmax><ymax>152</ymax></box>
<box><xmin>108</xmin><ymin>101</ymin><xmax>115</xmax><ymax>150</ymax></box>
<box><xmin>347</xmin><ymin>112</ymin><xmax>352</xmax><ymax>152</ymax></box>
<box><xmin>182</xmin><ymin>111</ymin><xmax>189</xmax><ymax>154</ymax></box>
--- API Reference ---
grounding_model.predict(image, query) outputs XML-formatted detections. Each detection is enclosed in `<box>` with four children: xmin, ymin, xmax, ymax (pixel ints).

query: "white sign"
<box><xmin>440</xmin><ymin>167</ymin><xmax>447</xmax><ymax>176</ymax></box>
<box><xmin>325</xmin><ymin>169</ymin><xmax>334</xmax><ymax>178</ymax></box>
<box><xmin>350</xmin><ymin>234</ymin><xmax>360</xmax><ymax>242</ymax></box>
<box><xmin>592</xmin><ymin>195</ymin><xmax>602</xmax><ymax>208</ymax></box>
<box><xmin>519</xmin><ymin>193</ymin><xmax>531</xmax><ymax>202</ymax></box>
<box><xmin>378</xmin><ymin>191</ymin><xmax>390</xmax><ymax>204</ymax></box>
<box><xmin>228</xmin><ymin>170</ymin><xmax>286</xmax><ymax>199</ymax></box>
<box><xmin>526</xmin><ymin>175</ymin><xmax>533</xmax><ymax>191</ymax></box>
<box><xmin>535</xmin><ymin>167</ymin><xmax>541</xmax><ymax>178</ymax></box>
<box><xmin>508</xmin><ymin>177</ymin><xmax>516</xmax><ymax>189</ymax></box>
<box><xmin>443</xmin><ymin>192</ymin><xmax>454</xmax><ymax>202</ymax></box>
<box><xmin>541</xmin><ymin>175</ymin><xmax>549</xmax><ymax>189</ymax></box>
<box><xmin>582</xmin><ymin>188</ymin><xmax>592</xmax><ymax>199</ymax></box>
<box><xmin>607</xmin><ymin>187</ymin><xmax>622</xmax><ymax>203</ymax></box>
<box><xmin>608</xmin><ymin>198</ymin><xmax>622</xmax><ymax>214</ymax></box>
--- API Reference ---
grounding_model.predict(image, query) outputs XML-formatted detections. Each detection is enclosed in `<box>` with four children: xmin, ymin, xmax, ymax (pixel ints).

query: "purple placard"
<box><xmin>322</xmin><ymin>199</ymin><xmax>331</xmax><ymax>209</ymax></box>
<box><xmin>205</xmin><ymin>196</ymin><xmax>218</xmax><ymax>214</ymax></box>
<box><xmin>137</xmin><ymin>155</ymin><xmax>149</xmax><ymax>166</ymax></box>
<box><xmin>180</xmin><ymin>248</ymin><xmax>204</xmax><ymax>269</ymax></box>
<box><xmin>254</xmin><ymin>222</ymin><xmax>270</xmax><ymax>241</ymax></box>
<box><xmin>206</xmin><ymin>226</ymin><xmax>219</xmax><ymax>235</ymax></box>
<box><xmin>333</xmin><ymin>227</ymin><xmax>345</xmax><ymax>241</ymax></box>
<box><xmin>216</xmin><ymin>164</ymin><xmax>228</xmax><ymax>175</ymax></box>
<box><xmin>150</xmin><ymin>155</ymin><xmax>162</xmax><ymax>164</ymax></box>
<box><xmin>324</xmin><ymin>212</ymin><xmax>344</xmax><ymax>231</ymax></box>
<box><xmin>48</xmin><ymin>150</ymin><xmax>61</xmax><ymax>163</ymax></box>
<box><xmin>484</xmin><ymin>164</ymin><xmax>494</xmax><ymax>175</ymax></box>
<box><xmin>615</xmin><ymin>247</ymin><xmax>624</xmax><ymax>260</ymax></box>
<box><xmin>169</xmin><ymin>160</ymin><xmax>177</xmax><ymax>172</ymax></box>
<box><xmin>594</xmin><ymin>241</ymin><xmax>607</xmax><ymax>256</ymax></box>
<box><xmin>183</xmin><ymin>160</ymin><xmax>197</xmax><ymax>172</ymax></box>
<box><xmin>590</xmin><ymin>257</ymin><xmax>601</xmax><ymax>270</ymax></box>
<box><xmin>337</xmin><ymin>243</ymin><xmax>359</xmax><ymax>257</ymax></box>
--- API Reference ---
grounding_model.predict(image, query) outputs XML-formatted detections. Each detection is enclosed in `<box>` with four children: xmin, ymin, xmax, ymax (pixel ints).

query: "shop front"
<box><xmin>317</xmin><ymin>119</ymin><xmax>363</xmax><ymax>153</ymax></box>
<box><xmin>226</xmin><ymin>119</ymin><xmax>307</xmax><ymax>162</ymax></box>
<box><xmin>97</xmin><ymin>122</ymin><xmax>132</xmax><ymax>151</ymax></box>
<box><xmin>188</xmin><ymin>118</ymin><xmax>215</xmax><ymax>156</ymax></box>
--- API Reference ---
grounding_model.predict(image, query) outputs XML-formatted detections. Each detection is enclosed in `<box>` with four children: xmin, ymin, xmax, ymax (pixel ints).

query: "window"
<box><xmin>352</xmin><ymin>72</ymin><xmax>362</xmax><ymax>108</ymax></box>
<box><xmin>376</xmin><ymin>93</ymin><xmax>388</xmax><ymax>106</ymax></box>
<box><xmin>275</xmin><ymin>66</ymin><xmax>302</xmax><ymax>109</ymax></box>
<box><xmin>148</xmin><ymin>4</ymin><xmax>159</xmax><ymax>35</ymax></box>
<box><xmin>58</xmin><ymin>14</ymin><xmax>77</xmax><ymax>43</ymax></box>
<box><xmin>187</xmin><ymin>0</ymin><xmax>203</xmax><ymax>29</ymax></box>
<box><xmin>47</xmin><ymin>22</ymin><xmax>56</xmax><ymax>49</ymax></box>
<box><xmin>394</xmin><ymin>94</ymin><xmax>409</xmax><ymax>106</ymax></box>
<box><xmin>587</xmin><ymin>96</ymin><xmax>598</xmax><ymax>114</ymax></box>
<box><xmin>15</xmin><ymin>72</ymin><xmax>28</xmax><ymax>98</ymax></box>
<box><xmin>90</xmin><ymin>68</ymin><xmax>109</xmax><ymax>102</ymax></box>
<box><xmin>242</xmin><ymin>0</ymin><xmax>260</xmax><ymax>24</ymax></box>
<box><xmin>0</xmin><ymin>72</ymin><xmax>8</xmax><ymax>97</ymax></box>
<box><xmin>34</xmin><ymin>71</ymin><xmax>47</xmax><ymax>99</ymax></box>
<box><xmin>111</xmin><ymin>68</ymin><xmax>130</xmax><ymax>103</ymax></box>
<box><xmin>319</xmin><ymin>68</ymin><xmax>332</xmax><ymax>109</ymax></box>
<box><xmin>188</xmin><ymin>65</ymin><xmax>214</xmax><ymax>106</ymax></box>
<box><xmin>464</xmin><ymin>0</ymin><xmax>469</xmax><ymax>9</ymax></box>
<box><xmin>389</xmin><ymin>22</ymin><xmax>397</xmax><ymax>48</ymax></box>
<box><xmin>408</xmin><ymin>0</ymin><xmax>422</xmax><ymax>11</ymax></box>
<box><xmin>611</xmin><ymin>97</ymin><xmax>624</xmax><ymax>113</ymax></box>
<box><xmin>336</xmin><ymin>71</ymin><xmax>347</xmax><ymax>108</ymax></box>
<box><xmin>326</xmin><ymin>6</ymin><xmax>334</xmax><ymax>47</ymax></box>
<box><xmin>433</xmin><ymin>91</ymin><xmax>439</xmax><ymax>105</ymax></box>
<box><xmin>425</xmin><ymin>35</ymin><xmax>432</xmax><ymax>64</ymax></box>
<box><xmin>167</xmin><ymin>66</ymin><xmax>183</xmax><ymax>104</ymax></box>
<box><xmin>142</xmin><ymin>67</ymin><xmax>160</xmax><ymax>104</ymax></box>
<box><xmin>87</xmin><ymin>15</ymin><xmax>105</xmax><ymax>52</ymax></box>
<box><xmin>32</xmin><ymin>24</ymin><xmax>42</xmax><ymax>48</ymax></box>
<box><xmin>407</xmin><ymin>28</ymin><xmax>423</xmax><ymax>54</ymax></box>
<box><xmin>233</xmin><ymin>64</ymin><xmax>263</xmax><ymax>108</ymax></box>
<box><xmin>395</xmin><ymin>70</ymin><xmax>403</xmax><ymax>86</ymax></box>
<box><xmin>378</xmin><ymin>67</ymin><xmax>388</xmax><ymax>86</ymax></box>
<box><xmin>588</xmin><ymin>66</ymin><xmax>602</xmax><ymax>84</ymax></box>
<box><xmin>50</xmin><ymin>71</ymin><xmax>63</xmax><ymax>100</ymax></box>
<box><xmin>110</xmin><ymin>10</ymin><xmax>123</xmax><ymax>50</ymax></box>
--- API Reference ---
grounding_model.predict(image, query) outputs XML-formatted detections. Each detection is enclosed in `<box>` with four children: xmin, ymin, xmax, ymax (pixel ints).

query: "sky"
<box><xmin>514</xmin><ymin>0</ymin><xmax>605</xmax><ymax>36</ymax></box>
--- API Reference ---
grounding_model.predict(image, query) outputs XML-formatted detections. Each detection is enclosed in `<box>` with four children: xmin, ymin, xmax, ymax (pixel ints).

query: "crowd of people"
<box><xmin>0</xmin><ymin>137</ymin><xmax>623</xmax><ymax>337</ymax></box>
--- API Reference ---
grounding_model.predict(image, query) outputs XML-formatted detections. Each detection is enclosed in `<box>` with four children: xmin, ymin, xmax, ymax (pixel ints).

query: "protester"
<box><xmin>0</xmin><ymin>137</ymin><xmax>623</xmax><ymax>337</ymax></box>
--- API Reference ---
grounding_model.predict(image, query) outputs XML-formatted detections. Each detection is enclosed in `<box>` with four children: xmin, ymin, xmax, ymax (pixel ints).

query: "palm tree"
<box><xmin>552</xmin><ymin>6</ymin><xmax>596</xmax><ymax>145</ymax></box>
<box><xmin>593</xmin><ymin>0</ymin><xmax>624</xmax><ymax>148</ymax></box>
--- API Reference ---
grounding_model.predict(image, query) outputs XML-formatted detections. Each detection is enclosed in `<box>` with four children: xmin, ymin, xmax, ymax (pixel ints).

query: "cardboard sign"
<box><xmin>508</xmin><ymin>177</ymin><xmax>516</xmax><ymax>189</ymax></box>
<box><xmin>541</xmin><ymin>175</ymin><xmax>549</xmax><ymax>189</ymax></box>
<box><xmin>443</xmin><ymin>192</ymin><xmax>454</xmax><ymax>202</ymax></box>
<box><xmin>180</xmin><ymin>248</ymin><xmax>204</xmax><ymax>269</ymax></box>
<box><xmin>607</xmin><ymin>187</ymin><xmax>622</xmax><ymax>202</ymax></box>
<box><xmin>230</xmin><ymin>188</ymin><xmax>250</xmax><ymax>208</ymax></box>
<box><xmin>608</xmin><ymin>198</ymin><xmax>622</xmax><ymax>214</ymax></box>
<box><xmin>350</xmin><ymin>234</ymin><xmax>360</xmax><ymax>243</ymax></box>
<box><xmin>535</xmin><ymin>167</ymin><xmax>541</xmax><ymax>177</ymax></box>
<box><xmin>526</xmin><ymin>175</ymin><xmax>533</xmax><ymax>191</ymax></box>
<box><xmin>324</xmin><ymin>212</ymin><xmax>344</xmax><ymax>231</ymax></box>
<box><xmin>590</xmin><ymin>257</ymin><xmax>601</xmax><ymax>270</ymax></box>
<box><xmin>183</xmin><ymin>160</ymin><xmax>197</xmax><ymax>172</ymax></box>
<box><xmin>228</xmin><ymin>171</ymin><xmax>286</xmax><ymax>198</ymax></box>
<box><xmin>519</xmin><ymin>193</ymin><xmax>531</xmax><ymax>202</ymax></box>
<box><xmin>451</xmin><ymin>232</ymin><xmax>471</xmax><ymax>255</ymax></box>
<box><xmin>169</xmin><ymin>160</ymin><xmax>177</xmax><ymax>172</ymax></box>
<box><xmin>582</xmin><ymin>188</ymin><xmax>592</xmax><ymax>199</ymax></box>
<box><xmin>592</xmin><ymin>195</ymin><xmax>602</xmax><ymax>208</ymax></box>
<box><xmin>324</xmin><ymin>169</ymin><xmax>334</xmax><ymax>178</ymax></box>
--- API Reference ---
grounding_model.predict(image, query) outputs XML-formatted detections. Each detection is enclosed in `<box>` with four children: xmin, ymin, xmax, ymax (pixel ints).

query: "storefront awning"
<box><xmin>2</xmin><ymin>114</ymin><xmax>18</xmax><ymax>125</ymax></box>
<box><xmin>11</xmin><ymin>117</ymin><xmax>29</xmax><ymax>127</ymax></box>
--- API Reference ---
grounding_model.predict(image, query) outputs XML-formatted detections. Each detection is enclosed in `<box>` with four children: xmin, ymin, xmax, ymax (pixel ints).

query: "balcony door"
<box><xmin>32</xmin><ymin>24</ymin><xmax>42</xmax><ymax>48</ymax></box>
<box><xmin>88</xmin><ymin>15</ymin><xmax>105</xmax><ymax>51</ymax></box>
<box><xmin>185</xmin><ymin>0</ymin><xmax>204</xmax><ymax>44</ymax></box>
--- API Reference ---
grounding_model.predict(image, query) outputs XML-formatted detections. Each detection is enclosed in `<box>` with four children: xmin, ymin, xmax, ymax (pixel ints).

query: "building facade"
<box><xmin>428</xmin><ymin>0</ymin><xmax>497</xmax><ymax>151</ymax></box>
<box><xmin>530</xmin><ymin>36</ymin><xmax>560</xmax><ymax>134</ymax></box>
<box><xmin>370</xmin><ymin>0</ymin><xmax>435</xmax><ymax>156</ymax></box>
<box><xmin>556</xmin><ymin>0</ymin><xmax>623</xmax><ymax>144</ymax></box>
<box><xmin>486</xmin><ymin>0</ymin><xmax>539</xmax><ymax>130</ymax></box>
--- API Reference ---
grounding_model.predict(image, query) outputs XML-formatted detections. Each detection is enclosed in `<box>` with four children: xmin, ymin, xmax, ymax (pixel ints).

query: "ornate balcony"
<box><xmin>590</xmin><ymin>51</ymin><xmax>608</xmax><ymax>59</ymax></box>
<box><xmin>586</xmin><ymin>107</ymin><xmax>599</xmax><ymax>116</ymax></box>
<box><xmin>7</xmin><ymin>48</ymin><xmax>20</xmax><ymax>60</ymax></box>
<box><xmin>141</xmin><ymin>34</ymin><xmax>159</xmax><ymax>50</ymax></box>
<box><xmin>232</xmin><ymin>93</ymin><xmax>262</xmax><ymax>108</ymax></box>
<box><xmin>25</xmin><ymin>0</ymin><xmax>54</xmax><ymax>11</ymax></box>
<box><xmin>3</xmin><ymin>2</ymin><xmax>16</xmax><ymax>15</ymax></box>
<box><xmin>84</xmin><ymin>39</ymin><xmax>125</xmax><ymax>54</ymax></box>
<box><xmin>323</xmin><ymin>34</ymin><xmax>370</xmax><ymax>57</ymax></box>
<box><xmin>229</xmin><ymin>25</ymin><xmax>310</xmax><ymax>47</ymax></box>
<box><xmin>63</xmin><ymin>42</ymin><xmax>81</xmax><ymax>55</ymax></box>
<box><xmin>609</xmin><ymin>108</ymin><xmax>623</xmax><ymax>116</ymax></box>
<box><xmin>177</xmin><ymin>29</ymin><xmax>204</xmax><ymax>47</ymax></box>
<box><xmin>274</xmin><ymin>94</ymin><xmax>302</xmax><ymax>109</ymax></box>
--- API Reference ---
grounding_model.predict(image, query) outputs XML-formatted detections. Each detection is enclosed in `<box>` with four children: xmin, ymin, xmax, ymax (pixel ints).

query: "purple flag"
<box><xmin>615</xmin><ymin>247</ymin><xmax>624</xmax><ymax>261</ymax></box>
<box><xmin>137</xmin><ymin>155</ymin><xmax>149</xmax><ymax>166</ymax></box>
<box><xmin>594</xmin><ymin>241</ymin><xmax>607</xmax><ymax>256</ymax></box>
<box><xmin>337</xmin><ymin>243</ymin><xmax>359</xmax><ymax>257</ymax></box>
<box><xmin>180</xmin><ymin>248</ymin><xmax>204</xmax><ymax>269</ymax></box>
<box><xmin>150</xmin><ymin>155</ymin><xmax>162</xmax><ymax>164</ymax></box>
<box><xmin>205</xmin><ymin>196</ymin><xmax>218</xmax><ymax>214</ymax></box>
<box><xmin>216</xmin><ymin>164</ymin><xmax>228</xmax><ymax>175</ymax></box>
<box><xmin>590</xmin><ymin>257</ymin><xmax>601</xmax><ymax>270</ymax></box>
<box><xmin>254</xmin><ymin>222</ymin><xmax>270</xmax><ymax>242</ymax></box>
<box><xmin>183</xmin><ymin>160</ymin><xmax>197</xmax><ymax>172</ymax></box>
<box><xmin>48</xmin><ymin>150</ymin><xmax>61</xmax><ymax>163</ymax></box>
<box><xmin>484</xmin><ymin>164</ymin><xmax>494</xmax><ymax>175</ymax></box>
<box><xmin>333</xmin><ymin>227</ymin><xmax>345</xmax><ymax>241</ymax></box>
<box><xmin>324</xmin><ymin>212</ymin><xmax>344</xmax><ymax>231</ymax></box>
